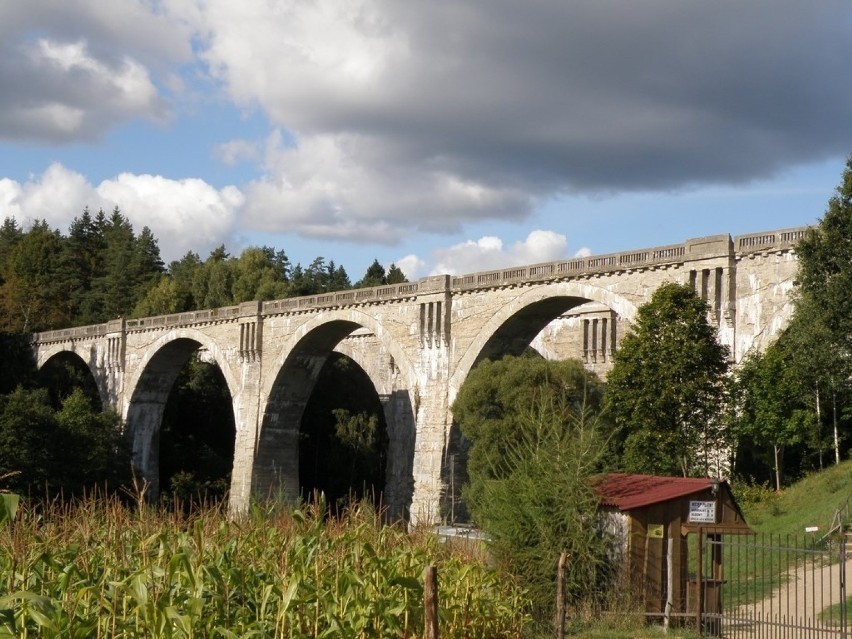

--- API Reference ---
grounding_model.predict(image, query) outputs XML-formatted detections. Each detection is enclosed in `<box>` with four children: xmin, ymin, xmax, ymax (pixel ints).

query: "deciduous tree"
<box><xmin>452</xmin><ymin>355</ymin><xmax>609</xmax><ymax>622</ymax></box>
<box><xmin>606</xmin><ymin>282</ymin><xmax>730</xmax><ymax>476</ymax></box>
<box><xmin>787</xmin><ymin>157</ymin><xmax>852</xmax><ymax>465</ymax></box>
<box><xmin>733</xmin><ymin>337</ymin><xmax>813</xmax><ymax>490</ymax></box>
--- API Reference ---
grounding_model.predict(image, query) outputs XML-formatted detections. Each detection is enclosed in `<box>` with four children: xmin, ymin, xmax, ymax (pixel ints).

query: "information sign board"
<box><xmin>688</xmin><ymin>500</ymin><xmax>716</xmax><ymax>524</ymax></box>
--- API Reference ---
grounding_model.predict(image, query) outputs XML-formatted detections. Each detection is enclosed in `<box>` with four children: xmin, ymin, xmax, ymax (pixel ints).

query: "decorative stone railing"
<box><xmin>31</xmin><ymin>226</ymin><xmax>808</xmax><ymax>343</ymax></box>
<box><xmin>736</xmin><ymin>227</ymin><xmax>808</xmax><ymax>254</ymax></box>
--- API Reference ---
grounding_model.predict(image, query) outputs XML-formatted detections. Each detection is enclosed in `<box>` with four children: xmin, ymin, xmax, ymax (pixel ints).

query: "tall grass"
<box><xmin>0</xmin><ymin>497</ymin><xmax>531</xmax><ymax>638</ymax></box>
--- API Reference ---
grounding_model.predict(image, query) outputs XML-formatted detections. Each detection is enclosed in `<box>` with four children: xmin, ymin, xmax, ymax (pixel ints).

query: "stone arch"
<box><xmin>440</xmin><ymin>282</ymin><xmax>637</xmax><ymax>524</ymax></box>
<box><xmin>449</xmin><ymin>282</ymin><xmax>638</xmax><ymax>399</ymax></box>
<box><xmin>123</xmin><ymin>329</ymin><xmax>241</xmax><ymax>499</ymax></box>
<box><xmin>36</xmin><ymin>343</ymin><xmax>110</xmax><ymax>410</ymax></box>
<box><xmin>254</xmin><ymin>309</ymin><xmax>416</xmax><ymax>519</ymax></box>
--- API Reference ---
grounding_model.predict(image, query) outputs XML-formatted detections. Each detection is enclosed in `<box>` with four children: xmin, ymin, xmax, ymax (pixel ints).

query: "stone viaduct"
<box><xmin>31</xmin><ymin>227</ymin><xmax>805</xmax><ymax>524</ymax></box>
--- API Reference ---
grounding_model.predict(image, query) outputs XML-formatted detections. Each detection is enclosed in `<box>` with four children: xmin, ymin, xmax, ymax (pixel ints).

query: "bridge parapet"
<box><xmin>736</xmin><ymin>227</ymin><xmax>808</xmax><ymax>254</ymax></box>
<box><xmin>30</xmin><ymin>226</ymin><xmax>809</xmax><ymax>347</ymax></box>
<box><xmin>34</xmin><ymin>322</ymin><xmax>109</xmax><ymax>344</ymax></box>
<box><xmin>451</xmin><ymin>241</ymin><xmax>691</xmax><ymax>292</ymax></box>
<box><xmin>125</xmin><ymin>306</ymin><xmax>242</xmax><ymax>331</ymax></box>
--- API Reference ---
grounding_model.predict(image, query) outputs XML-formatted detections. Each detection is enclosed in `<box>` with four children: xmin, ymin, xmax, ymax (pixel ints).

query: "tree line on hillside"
<box><xmin>0</xmin><ymin>207</ymin><xmax>406</xmax><ymax>334</ymax></box>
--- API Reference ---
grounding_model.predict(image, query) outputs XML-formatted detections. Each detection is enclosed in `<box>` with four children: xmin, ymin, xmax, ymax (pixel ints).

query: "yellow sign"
<box><xmin>647</xmin><ymin>524</ymin><xmax>664</xmax><ymax>539</ymax></box>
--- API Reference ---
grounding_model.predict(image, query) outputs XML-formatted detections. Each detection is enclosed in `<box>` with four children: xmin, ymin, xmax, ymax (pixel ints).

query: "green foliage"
<box><xmin>231</xmin><ymin>246</ymin><xmax>289</xmax><ymax>303</ymax></box>
<box><xmin>356</xmin><ymin>258</ymin><xmax>388</xmax><ymax>288</ymax></box>
<box><xmin>606</xmin><ymin>282</ymin><xmax>730</xmax><ymax>476</ymax></box>
<box><xmin>386</xmin><ymin>263</ymin><xmax>407</xmax><ymax>284</ymax></box>
<box><xmin>54</xmin><ymin>389</ymin><xmax>131</xmax><ymax>494</ymax></box>
<box><xmin>732</xmin><ymin>336</ymin><xmax>814</xmax><ymax>489</ymax></box>
<box><xmin>782</xmin><ymin>157</ymin><xmax>852</xmax><ymax>468</ymax></box>
<box><xmin>735</xmin><ymin>459</ymin><xmax>852</xmax><ymax>537</ymax></box>
<box><xmin>37</xmin><ymin>353</ymin><xmax>102</xmax><ymax>410</ymax></box>
<box><xmin>0</xmin><ymin>388</ymin><xmax>59</xmax><ymax>493</ymax></box>
<box><xmin>475</xmin><ymin>401</ymin><xmax>610</xmax><ymax>623</ymax></box>
<box><xmin>796</xmin><ymin>157</ymin><xmax>852</xmax><ymax>344</ymax></box>
<box><xmin>452</xmin><ymin>355</ymin><xmax>605</xmax><ymax>520</ymax></box>
<box><xmin>289</xmin><ymin>257</ymin><xmax>351</xmax><ymax>296</ymax></box>
<box><xmin>0</xmin><ymin>387</ymin><xmax>130</xmax><ymax>498</ymax></box>
<box><xmin>160</xmin><ymin>358</ymin><xmax>235</xmax><ymax>502</ymax></box>
<box><xmin>0</xmin><ymin>498</ymin><xmax>531</xmax><ymax>637</ymax></box>
<box><xmin>0</xmin><ymin>334</ymin><xmax>36</xmax><ymax>395</ymax></box>
<box><xmin>0</xmin><ymin>492</ymin><xmax>19</xmax><ymax>526</ymax></box>
<box><xmin>0</xmin><ymin>223</ymin><xmax>66</xmax><ymax>332</ymax></box>
<box><xmin>452</xmin><ymin>356</ymin><xmax>608</xmax><ymax>623</ymax></box>
<box><xmin>356</xmin><ymin>260</ymin><xmax>408</xmax><ymax>287</ymax></box>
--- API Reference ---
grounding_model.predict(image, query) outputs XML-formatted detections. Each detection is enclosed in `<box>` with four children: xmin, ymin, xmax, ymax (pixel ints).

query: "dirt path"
<box><xmin>725</xmin><ymin>555</ymin><xmax>852</xmax><ymax>638</ymax></box>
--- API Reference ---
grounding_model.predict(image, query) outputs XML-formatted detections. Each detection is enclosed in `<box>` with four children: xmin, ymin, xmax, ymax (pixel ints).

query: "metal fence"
<box><xmin>702</xmin><ymin>532</ymin><xmax>848</xmax><ymax>638</ymax></box>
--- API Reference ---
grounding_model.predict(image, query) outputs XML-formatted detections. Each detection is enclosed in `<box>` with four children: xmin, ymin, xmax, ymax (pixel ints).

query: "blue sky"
<box><xmin>1</xmin><ymin>1</ymin><xmax>850</xmax><ymax>281</ymax></box>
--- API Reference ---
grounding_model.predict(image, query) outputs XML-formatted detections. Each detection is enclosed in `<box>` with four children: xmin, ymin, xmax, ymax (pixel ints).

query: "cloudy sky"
<box><xmin>1</xmin><ymin>1</ymin><xmax>850</xmax><ymax>280</ymax></box>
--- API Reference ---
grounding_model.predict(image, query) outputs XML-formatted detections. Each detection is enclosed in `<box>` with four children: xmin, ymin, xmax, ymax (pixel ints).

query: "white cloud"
<box><xmin>3</xmin><ymin>164</ymin><xmax>96</xmax><ymax>224</ymax></box>
<box><xmin>393</xmin><ymin>254</ymin><xmax>426</xmax><ymax>280</ymax></box>
<box><xmin>97</xmin><ymin>174</ymin><xmax>243</xmax><ymax>260</ymax></box>
<box><xmin>215</xmin><ymin>139</ymin><xmax>261</xmax><ymax>167</ymax></box>
<box><xmin>0</xmin><ymin>164</ymin><xmax>242</xmax><ymax>262</ymax></box>
<box><xmin>3</xmin><ymin>0</ymin><xmax>852</xmax><ymax>257</ymax></box>
<box><xmin>0</xmin><ymin>0</ymin><xmax>191</xmax><ymax>142</ymax></box>
<box><xmin>430</xmin><ymin>230</ymin><xmax>568</xmax><ymax>275</ymax></box>
<box><xmin>241</xmin><ymin>130</ymin><xmax>531</xmax><ymax>240</ymax></box>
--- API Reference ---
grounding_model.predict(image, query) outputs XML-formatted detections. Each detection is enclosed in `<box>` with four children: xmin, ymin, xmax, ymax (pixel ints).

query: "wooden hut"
<box><xmin>594</xmin><ymin>473</ymin><xmax>752</xmax><ymax>627</ymax></box>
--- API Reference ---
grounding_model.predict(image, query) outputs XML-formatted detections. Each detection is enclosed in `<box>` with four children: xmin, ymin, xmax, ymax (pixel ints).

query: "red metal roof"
<box><xmin>593</xmin><ymin>473</ymin><xmax>719</xmax><ymax>511</ymax></box>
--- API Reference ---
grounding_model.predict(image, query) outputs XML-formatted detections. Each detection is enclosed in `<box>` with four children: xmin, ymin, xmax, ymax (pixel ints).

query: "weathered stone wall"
<box><xmin>31</xmin><ymin>226</ymin><xmax>805</xmax><ymax>524</ymax></box>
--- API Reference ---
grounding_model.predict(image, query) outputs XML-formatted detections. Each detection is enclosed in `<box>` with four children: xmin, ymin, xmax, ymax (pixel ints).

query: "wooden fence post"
<box><xmin>424</xmin><ymin>565</ymin><xmax>439</xmax><ymax>639</ymax></box>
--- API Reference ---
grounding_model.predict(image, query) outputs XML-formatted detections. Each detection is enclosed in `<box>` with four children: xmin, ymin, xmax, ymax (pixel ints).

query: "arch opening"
<box><xmin>299</xmin><ymin>352</ymin><xmax>389</xmax><ymax>512</ymax></box>
<box><xmin>126</xmin><ymin>338</ymin><xmax>235</xmax><ymax>504</ymax></box>
<box><xmin>445</xmin><ymin>294</ymin><xmax>618</xmax><ymax>524</ymax></box>
<box><xmin>473</xmin><ymin>297</ymin><xmax>617</xmax><ymax>368</ymax></box>
<box><xmin>255</xmin><ymin>320</ymin><xmax>414</xmax><ymax>520</ymax></box>
<box><xmin>38</xmin><ymin>351</ymin><xmax>102</xmax><ymax>411</ymax></box>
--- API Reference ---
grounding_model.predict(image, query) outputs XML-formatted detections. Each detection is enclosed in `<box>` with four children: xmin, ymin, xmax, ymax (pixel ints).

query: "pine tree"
<box><xmin>386</xmin><ymin>263</ymin><xmax>407</xmax><ymax>284</ymax></box>
<box><xmin>357</xmin><ymin>259</ymin><xmax>387</xmax><ymax>287</ymax></box>
<box><xmin>60</xmin><ymin>209</ymin><xmax>104</xmax><ymax>325</ymax></box>
<box><xmin>132</xmin><ymin>226</ymin><xmax>165</xmax><ymax>298</ymax></box>
<box><xmin>0</xmin><ymin>222</ymin><xmax>66</xmax><ymax>332</ymax></box>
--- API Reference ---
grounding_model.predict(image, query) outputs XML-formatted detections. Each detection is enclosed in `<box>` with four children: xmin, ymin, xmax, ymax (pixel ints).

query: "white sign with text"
<box><xmin>688</xmin><ymin>500</ymin><xmax>717</xmax><ymax>524</ymax></box>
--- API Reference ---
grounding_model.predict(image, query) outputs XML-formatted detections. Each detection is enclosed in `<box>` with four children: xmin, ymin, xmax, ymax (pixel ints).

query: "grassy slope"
<box><xmin>737</xmin><ymin>459</ymin><xmax>852</xmax><ymax>536</ymax></box>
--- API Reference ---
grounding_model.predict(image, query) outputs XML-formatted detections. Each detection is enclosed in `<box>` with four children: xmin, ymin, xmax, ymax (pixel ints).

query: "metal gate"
<box><xmin>700</xmin><ymin>532</ymin><xmax>848</xmax><ymax>638</ymax></box>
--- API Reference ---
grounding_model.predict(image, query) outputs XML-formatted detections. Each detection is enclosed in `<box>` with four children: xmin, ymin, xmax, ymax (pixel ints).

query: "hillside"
<box><xmin>737</xmin><ymin>460</ymin><xmax>852</xmax><ymax>536</ymax></box>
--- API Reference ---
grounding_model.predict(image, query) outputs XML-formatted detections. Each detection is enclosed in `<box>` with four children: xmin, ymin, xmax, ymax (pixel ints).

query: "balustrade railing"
<box><xmin>31</xmin><ymin>226</ymin><xmax>807</xmax><ymax>343</ymax></box>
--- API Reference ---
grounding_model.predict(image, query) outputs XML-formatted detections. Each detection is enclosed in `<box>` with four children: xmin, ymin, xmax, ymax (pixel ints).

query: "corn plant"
<box><xmin>0</xmin><ymin>496</ymin><xmax>531</xmax><ymax>638</ymax></box>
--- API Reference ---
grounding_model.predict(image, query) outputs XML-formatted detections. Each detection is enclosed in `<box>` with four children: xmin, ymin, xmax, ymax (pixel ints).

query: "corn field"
<box><xmin>0</xmin><ymin>498</ymin><xmax>531</xmax><ymax>638</ymax></box>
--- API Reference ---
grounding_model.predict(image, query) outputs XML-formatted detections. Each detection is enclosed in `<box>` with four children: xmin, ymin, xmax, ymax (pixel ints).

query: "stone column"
<box><xmin>229</xmin><ymin>302</ymin><xmax>265</xmax><ymax>515</ymax></box>
<box><xmin>103</xmin><ymin>317</ymin><xmax>126</xmax><ymax>413</ymax></box>
<box><xmin>408</xmin><ymin>276</ymin><xmax>452</xmax><ymax>526</ymax></box>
